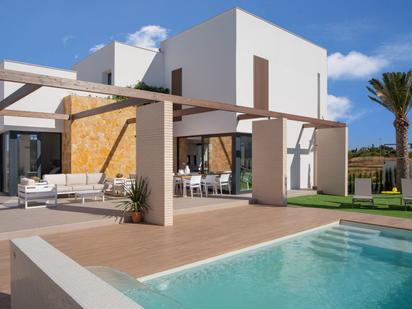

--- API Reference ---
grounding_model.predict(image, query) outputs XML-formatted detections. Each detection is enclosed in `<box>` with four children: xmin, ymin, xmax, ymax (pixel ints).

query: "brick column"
<box><xmin>252</xmin><ymin>118</ymin><xmax>287</xmax><ymax>205</ymax></box>
<box><xmin>316</xmin><ymin>127</ymin><xmax>348</xmax><ymax>196</ymax></box>
<box><xmin>136</xmin><ymin>101</ymin><xmax>173</xmax><ymax>226</ymax></box>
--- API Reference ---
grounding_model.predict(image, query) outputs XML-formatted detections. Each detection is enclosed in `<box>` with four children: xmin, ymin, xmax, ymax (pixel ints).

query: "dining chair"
<box><xmin>202</xmin><ymin>175</ymin><xmax>217</xmax><ymax>197</ymax></box>
<box><xmin>183</xmin><ymin>175</ymin><xmax>202</xmax><ymax>198</ymax></box>
<box><xmin>217</xmin><ymin>174</ymin><xmax>231</xmax><ymax>195</ymax></box>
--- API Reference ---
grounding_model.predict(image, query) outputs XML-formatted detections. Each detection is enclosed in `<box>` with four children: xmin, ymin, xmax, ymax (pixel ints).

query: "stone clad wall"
<box><xmin>208</xmin><ymin>136</ymin><xmax>232</xmax><ymax>172</ymax></box>
<box><xmin>62</xmin><ymin>95</ymin><xmax>136</xmax><ymax>178</ymax></box>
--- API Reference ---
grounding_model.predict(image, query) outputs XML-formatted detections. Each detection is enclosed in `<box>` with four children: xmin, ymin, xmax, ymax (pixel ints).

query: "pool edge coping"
<box><xmin>138</xmin><ymin>221</ymin><xmax>340</xmax><ymax>282</ymax></box>
<box><xmin>340</xmin><ymin>219</ymin><xmax>412</xmax><ymax>232</ymax></box>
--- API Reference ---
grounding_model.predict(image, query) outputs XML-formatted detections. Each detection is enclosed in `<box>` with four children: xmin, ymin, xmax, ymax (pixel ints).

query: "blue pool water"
<box><xmin>141</xmin><ymin>223</ymin><xmax>412</xmax><ymax>309</ymax></box>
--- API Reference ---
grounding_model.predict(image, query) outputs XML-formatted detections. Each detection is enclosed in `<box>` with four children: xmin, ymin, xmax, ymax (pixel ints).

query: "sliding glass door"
<box><xmin>1</xmin><ymin>131</ymin><xmax>61</xmax><ymax>195</ymax></box>
<box><xmin>239</xmin><ymin>135</ymin><xmax>252</xmax><ymax>191</ymax></box>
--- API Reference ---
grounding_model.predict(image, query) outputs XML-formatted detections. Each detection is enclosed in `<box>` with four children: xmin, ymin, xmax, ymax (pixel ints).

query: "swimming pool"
<box><xmin>138</xmin><ymin>221</ymin><xmax>412</xmax><ymax>308</ymax></box>
<box><xmin>89</xmin><ymin>221</ymin><xmax>412</xmax><ymax>308</ymax></box>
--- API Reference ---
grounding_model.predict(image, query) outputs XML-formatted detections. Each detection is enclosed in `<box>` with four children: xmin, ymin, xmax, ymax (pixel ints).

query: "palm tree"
<box><xmin>367</xmin><ymin>71</ymin><xmax>412</xmax><ymax>189</ymax></box>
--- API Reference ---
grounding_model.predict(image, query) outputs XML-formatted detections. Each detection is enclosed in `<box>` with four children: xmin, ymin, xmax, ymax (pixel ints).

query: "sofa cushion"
<box><xmin>20</xmin><ymin>177</ymin><xmax>35</xmax><ymax>186</ymax></box>
<box><xmin>72</xmin><ymin>185</ymin><xmax>94</xmax><ymax>191</ymax></box>
<box><xmin>56</xmin><ymin>185</ymin><xmax>73</xmax><ymax>193</ymax></box>
<box><xmin>66</xmin><ymin>174</ymin><xmax>87</xmax><ymax>185</ymax></box>
<box><xmin>87</xmin><ymin>173</ymin><xmax>105</xmax><ymax>185</ymax></box>
<box><xmin>44</xmin><ymin>174</ymin><xmax>66</xmax><ymax>186</ymax></box>
<box><xmin>93</xmin><ymin>184</ymin><xmax>105</xmax><ymax>190</ymax></box>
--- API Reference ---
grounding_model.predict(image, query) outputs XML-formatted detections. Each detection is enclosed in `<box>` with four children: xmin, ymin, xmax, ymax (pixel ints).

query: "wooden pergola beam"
<box><xmin>173</xmin><ymin>107</ymin><xmax>214</xmax><ymax>118</ymax></box>
<box><xmin>0</xmin><ymin>109</ymin><xmax>69</xmax><ymax>120</ymax></box>
<box><xmin>303</xmin><ymin>123</ymin><xmax>338</xmax><ymax>129</ymax></box>
<box><xmin>0</xmin><ymin>84</ymin><xmax>41</xmax><ymax>110</ymax></box>
<box><xmin>0</xmin><ymin>69</ymin><xmax>346</xmax><ymax>127</ymax></box>
<box><xmin>71</xmin><ymin>97</ymin><xmax>150</xmax><ymax>120</ymax></box>
<box><xmin>126</xmin><ymin>117</ymin><xmax>136</xmax><ymax>124</ymax></box>
<box><xmin>237</xmin><ymin>114</ymin><xmax>269</xmax><ymax>121</ymax></box>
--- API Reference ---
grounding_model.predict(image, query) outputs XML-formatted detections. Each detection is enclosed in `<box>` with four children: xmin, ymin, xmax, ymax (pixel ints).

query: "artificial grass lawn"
<box><xmin>288</xmin><ymin>194</ymin><xmax>412</xmax><ymax>219</ymax></box>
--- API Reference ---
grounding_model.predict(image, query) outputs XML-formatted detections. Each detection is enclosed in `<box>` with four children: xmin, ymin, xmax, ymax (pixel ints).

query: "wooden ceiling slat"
<box><xmin>173</xmin><ymin>107</ymin><xmax>214</xmax><ymax>118</ymax></box>
<box><xmin>0</xmin><ymin>109</ymin><xmax>69</xmax><ymax>120</ymax></box>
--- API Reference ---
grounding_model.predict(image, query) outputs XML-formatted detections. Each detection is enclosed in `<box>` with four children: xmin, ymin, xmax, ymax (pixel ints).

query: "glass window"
<box><xmin>2</xmin><ymin>132</ymin><xmax>61</xmax><ymax>195</ymax></box>
<box><xmin>239</xmin><ymin>135</ymin><xmax>252</xmax><ymax>191</ymax></box>
<box><xmin>2</xmin><ymin>133</ymin><xmax>10</xmax><ymax>193</ymax></box>
<box><xmin>107</xmin><ymin>72</ymin><xmax>112</xmax><ymax>85</ymax></box>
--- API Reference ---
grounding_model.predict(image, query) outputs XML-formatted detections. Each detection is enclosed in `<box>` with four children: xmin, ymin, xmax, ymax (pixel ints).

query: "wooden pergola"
<box><xmin>0</xmin><ymin>68</ymin><xmax>348</xmax><ymax>226</ymax></box>
<box><xmin>0</xmin><ymin>69</ymin><xmax>345</xmax><ymax>128</ymax></box>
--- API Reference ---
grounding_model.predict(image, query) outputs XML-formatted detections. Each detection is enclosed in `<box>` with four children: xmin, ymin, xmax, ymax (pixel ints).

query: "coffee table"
<box><xmin>75</xmin><ymin>190</ymin><xmax>105</xmax><ymax>204</ymax></box>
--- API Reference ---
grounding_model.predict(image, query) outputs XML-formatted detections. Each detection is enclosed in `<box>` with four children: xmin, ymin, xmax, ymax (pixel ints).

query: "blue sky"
<box><xmin>1</xmin><ymin>0</ymin><xmax>411</xmax><ymax>148</ymax></box>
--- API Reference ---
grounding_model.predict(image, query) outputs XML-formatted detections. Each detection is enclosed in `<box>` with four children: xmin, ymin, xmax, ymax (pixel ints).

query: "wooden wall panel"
<box><xmin>253</xmin><ymin>56</ymin><xmax>269</xmax><ymax>111</ymax></box>
<box><xmin>172</xmin><ymin>68</ymin><xmax>182</xmax><ymax>121</ymax></box>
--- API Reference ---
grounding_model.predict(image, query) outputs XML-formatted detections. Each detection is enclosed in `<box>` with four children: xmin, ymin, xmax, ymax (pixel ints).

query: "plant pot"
<box><xmin>131</xmin><ymin>211</ymin><xmax>142</xmax><ymax>223</ymax></box>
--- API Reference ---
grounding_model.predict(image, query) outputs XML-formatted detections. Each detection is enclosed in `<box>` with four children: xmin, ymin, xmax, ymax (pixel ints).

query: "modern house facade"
<box><xmin>0</xmin><ymin>8</ymin><xmax>329</xmax><ymax>196</ymax></box>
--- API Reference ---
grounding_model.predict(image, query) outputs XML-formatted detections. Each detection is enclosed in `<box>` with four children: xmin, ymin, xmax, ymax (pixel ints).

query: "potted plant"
<box><xmin>117</xmin><ymin>176</ymin><xmax>151</xmax><ymax>223</ymax></box>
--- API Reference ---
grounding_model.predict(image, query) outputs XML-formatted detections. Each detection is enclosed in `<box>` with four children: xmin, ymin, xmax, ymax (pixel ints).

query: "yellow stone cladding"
<box><xmin>62</xmin><ymin>95</ymin><xmax>136</xmax><ymax>178</ymax></box>
<box><xmin>208</xmin><ymin>136</ymin><xmax>232</xmax><ymax>172</ymax></box>
<box><xmin>177</xmin><ymin>136</ymin><xmax>232</xmax><ymax>172</ymax></box>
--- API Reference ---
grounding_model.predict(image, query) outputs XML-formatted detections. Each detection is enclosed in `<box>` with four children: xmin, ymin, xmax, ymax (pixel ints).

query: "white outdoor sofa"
<box><xmin>18</xmin><ymin>181</ymin><xmax>58</xmax><ymax>209</ymax></box>
<box><xmin>43</xmin><ymin>173</ymin><xmax>106</xmax><ymax>196</ymax></box>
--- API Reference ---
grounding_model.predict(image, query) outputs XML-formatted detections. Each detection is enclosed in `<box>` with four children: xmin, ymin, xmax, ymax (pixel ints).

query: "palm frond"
<box><xmin>367</xmin><ymin>71</ymin><xmax>412</xmax><ymax>118</ymax></box>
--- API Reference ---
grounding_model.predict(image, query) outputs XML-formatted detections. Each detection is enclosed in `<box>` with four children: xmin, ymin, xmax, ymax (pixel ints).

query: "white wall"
<box><xmin>73</xmin><ymin>41</ymin><xmax>164</xmax><ymax>88</ymax></box>
<box><xmin>0</xmin><ymin>60</ymin><xmax>78</xmax><ymax>133</ymax></box>
<box><xmin>114</xmin><ymin>42</ymin><xmax>164</xmax><ymax>87</ymax></box>
<box><xmin>72</xmin><ymin>42</ymin><xmax>115</xmax><ymax>84</ymax></box>
<box><xmin>0</xmin><ymin>62</ymin><xmax>4</xmax><ymax>128</ymax></box>
<box><xmin>162</xmin><ymin>9</ymin><xmax>238</xmax><ymax>137</ymax></box>
<box><xmin>235</xmin><ymin>8</ymin><xmax>327</xmax><ymax>189</ymax></box>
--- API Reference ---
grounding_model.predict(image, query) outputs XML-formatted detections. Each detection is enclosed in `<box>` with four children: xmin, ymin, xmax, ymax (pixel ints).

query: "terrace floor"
<box><xmin>1</xmin><ymin>204</ymin><xmax>411</xmax><ymax>308</ymax></box>
<box><xmin>0</xmin><ymin>190</ymin><xmax>315</xmax><ymax>240</ymax></box>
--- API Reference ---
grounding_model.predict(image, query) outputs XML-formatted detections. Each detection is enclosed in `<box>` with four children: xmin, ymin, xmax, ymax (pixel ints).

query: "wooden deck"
<box><xmin>1</xmin><ymin>205</ymin><xmax>412</xmax><ymax>307</ymax></box>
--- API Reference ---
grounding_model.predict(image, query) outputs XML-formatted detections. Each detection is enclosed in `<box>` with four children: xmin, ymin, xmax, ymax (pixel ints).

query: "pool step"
<box><xmin>308</xmin><ymin>246</ymin><xmax>349</xmax><ymax>261</ymax></box>
<box><xmin>332</xmin><ymin>225</ymin><xmax>380</xmax><ymax>236</ymax></box>
<box><xmin>310</xmin><ymin>239</ymin><xmax>361</xmax><ymax>254</ymax></box>
<box><xmin>312</xmin><ymin>228</ymin><xmax>412</xmax><ymax>259</ymax></box>
<box><xmin>324</xmin><ymin>230</ymin><xmax>370</xmax><ymax>241</ymax></box>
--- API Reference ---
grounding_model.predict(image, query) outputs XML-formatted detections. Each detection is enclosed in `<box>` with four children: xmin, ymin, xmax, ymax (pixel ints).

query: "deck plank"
<box><xmin>1</xmin><ymin>205</ymin><xmax>411</xmax><ymax>308</ymax></box>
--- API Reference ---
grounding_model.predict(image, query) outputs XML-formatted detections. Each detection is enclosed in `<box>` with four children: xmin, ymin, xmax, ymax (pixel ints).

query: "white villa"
<box><xmin>0</xmin><ymin>8</ymin><xmax>339</xmax><ymax>197</ymax></box>
<box><xmin>4</xmin><ymin>7</ymin><xmax>412</xmax><ymax>309</ymax></box>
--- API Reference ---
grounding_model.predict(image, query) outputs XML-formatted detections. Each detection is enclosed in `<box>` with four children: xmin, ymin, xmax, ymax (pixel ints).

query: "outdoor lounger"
<box><xmin>352</xmin><ymin>178</ymin><xmax>375</xmax><ymax>208</ymax></box>
<box><xmin>401</xmin><ymin>178</ymin><xmax>412</xmax><ymax>210</ymax></box>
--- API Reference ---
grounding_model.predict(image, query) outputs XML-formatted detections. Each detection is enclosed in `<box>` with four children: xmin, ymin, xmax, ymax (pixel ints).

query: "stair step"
<box><xmin>325</xmin><ymin>230</ymin><xmax>370</xmax><ymax>241</ymax></box>
<box><xmin>310</xmin><ymin>239</ymin><xmax>361</xmax><ymax>254</ymax></box>
<box><xmin>332</xmin><ymin>225</ymin><xmax>379</xmax><ymax>235</ymax></box>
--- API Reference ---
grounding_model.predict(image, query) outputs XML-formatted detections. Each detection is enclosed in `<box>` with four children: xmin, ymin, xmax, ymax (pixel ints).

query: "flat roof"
<box><xmin>1</xmin><ymin>59</ymin><xmax>76</xmax><ymax>74</ymax></box>
<box><xmin>71</xmin><ymin>41</ymin><xmax>160</xmax><ymax>69</ymax></box>
<box><xmin>162</xmin><ymin>7</ymin><xmax>326</xmax><ymax>51</ymax></box>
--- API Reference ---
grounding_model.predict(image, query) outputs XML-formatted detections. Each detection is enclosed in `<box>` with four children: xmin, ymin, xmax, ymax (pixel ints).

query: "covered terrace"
<box><xmin>0</xmin><ymin>69</ymin><xmax>348</xmax><ymax>226</ymax></box>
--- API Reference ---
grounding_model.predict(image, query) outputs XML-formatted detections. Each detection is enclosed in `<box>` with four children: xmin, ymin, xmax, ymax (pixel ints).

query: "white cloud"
<box><xmin>376</xmin><ymin>35</ymin><xmax>412</xmax><ymax>62</ymax></box>
<box><xmin>125</xmin><ymin>25</ymin><xmax>168</xmax><ymax>49</ymax></box>
<box><xmin>327</xmin><ymin>94</ymin><xmax>365</xmax><ymax>123</ymax></box>
<box><xmin>328</xmin><ymin>51</ymin><xmax>389</xmax><ymax>80</ymax></box>
<box><xmin>327</xmin><ymin>95</ymin><xmax>352</xmax><ymax>121</ymax></box>
<box><xmin>89</xmin><ymin>44</ymin><xmax>105</xmax><ymax>53</ymax></box>
<box><xmin>62</xmin><ymin>35</ymin><xmax>75</xmax><ymax>45</ymax></box>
